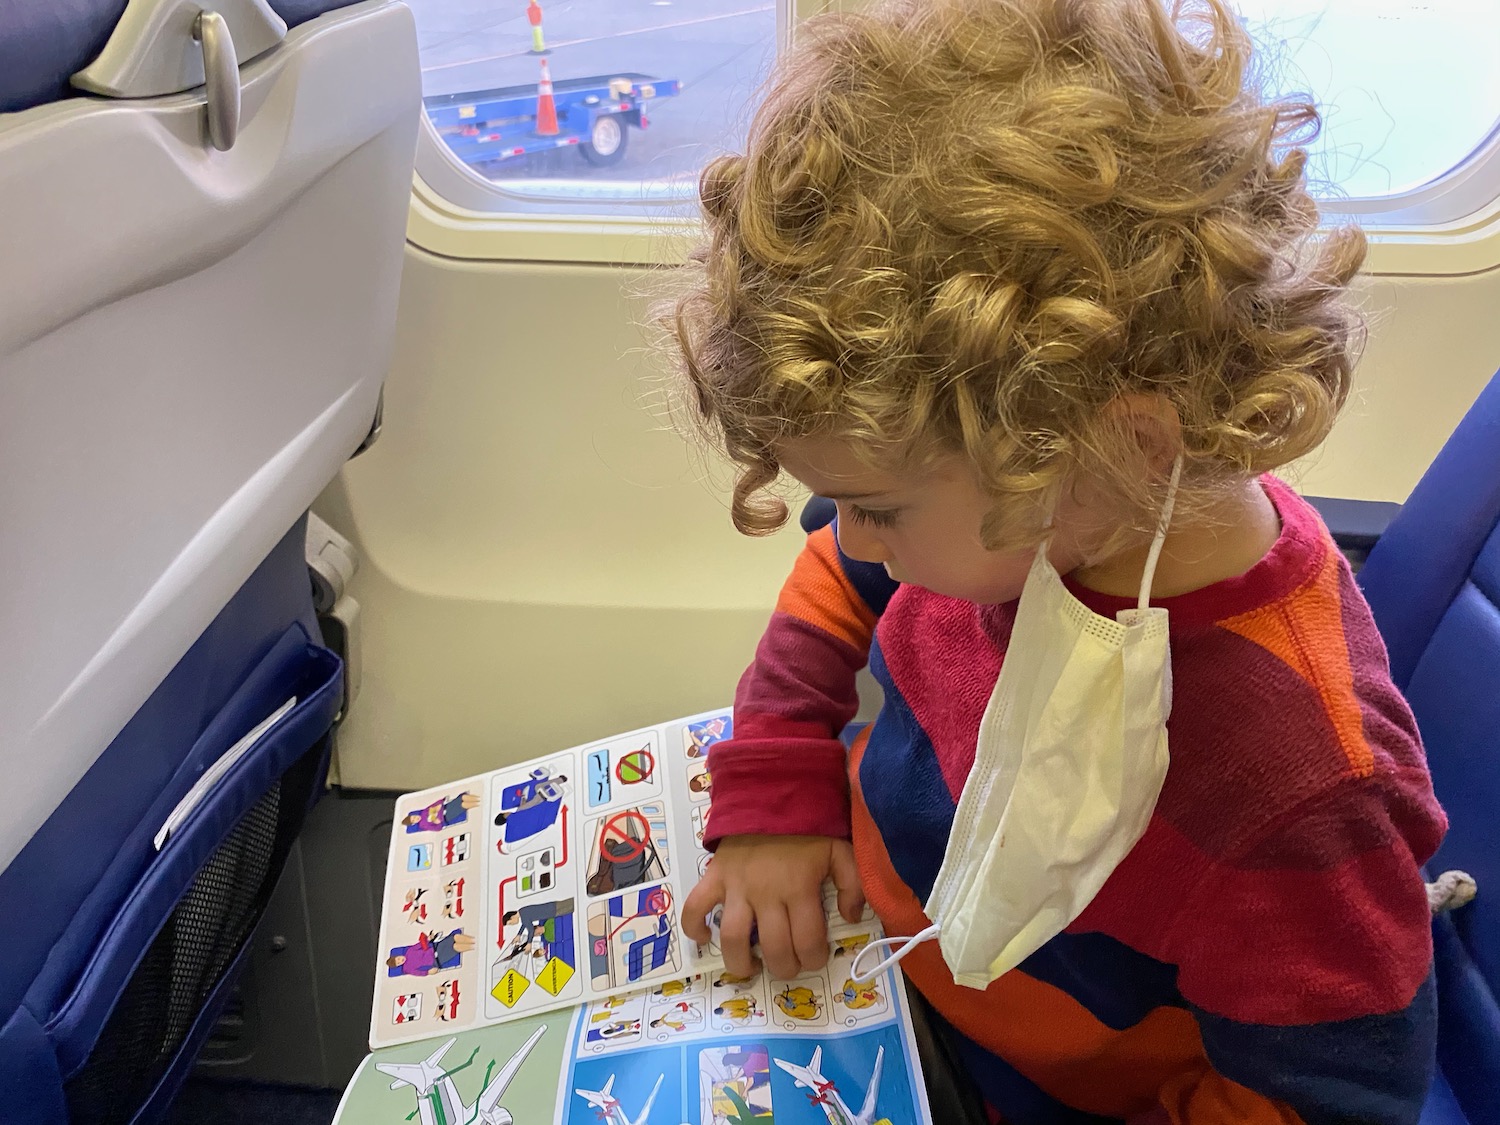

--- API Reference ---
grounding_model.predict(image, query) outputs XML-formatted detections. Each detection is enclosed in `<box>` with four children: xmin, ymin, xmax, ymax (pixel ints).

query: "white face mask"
<box><xmin>853</xmin><ymin>460</ymin><xmax>1180</xmax><ymax>989</ymax></box>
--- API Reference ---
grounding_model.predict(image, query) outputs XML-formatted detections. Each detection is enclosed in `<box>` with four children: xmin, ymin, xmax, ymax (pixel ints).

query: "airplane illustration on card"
<box><xmin>376</xmin><ymin>1025</ymin><xmax>545</xmax><ymax>1125</ymax></box>
<box><xmin>575</xmin><ymin>1072</ymin><xmax>665</xmax><ymax>1125</ymax></box>
<box><xmin>773</xmin><ymin>1045</ymin><xmax>888</xmax><ymax>1125</ymax></box>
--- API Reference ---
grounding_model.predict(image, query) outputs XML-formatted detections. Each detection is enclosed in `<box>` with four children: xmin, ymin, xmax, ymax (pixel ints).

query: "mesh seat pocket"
<box><xmin>62</xmin><ymin>747</ymin><xmax>320</xmax><ymax>1125</ymax></box>
<box><xmin>41</xmin><ymin>634</ymin><xmax>342</xmax><ymax>1125</ymax></box>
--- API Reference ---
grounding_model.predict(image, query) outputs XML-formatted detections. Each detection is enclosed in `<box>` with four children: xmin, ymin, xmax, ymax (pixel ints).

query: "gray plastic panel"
<box><xmin>199</xmin><ymin>789</ymin><xmax>397</xmax><ymax>1087</ymax></box>
<box><xmin>0</xmin><ymin>0</ymin><xmax>420</xmax><ymax>875</ymax></box>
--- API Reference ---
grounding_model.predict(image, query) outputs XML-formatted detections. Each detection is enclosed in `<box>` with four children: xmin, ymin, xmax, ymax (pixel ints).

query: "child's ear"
<box><xmin>1102</xmin><ymin>393</ymin><xmax>1182</xmax><ymax>476</ymax></box>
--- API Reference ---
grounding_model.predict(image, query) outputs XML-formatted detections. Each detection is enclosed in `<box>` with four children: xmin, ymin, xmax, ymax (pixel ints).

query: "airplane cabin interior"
<box><xmin>2</xmin><ymin>0</ymin><xmax>1499</xmax><ymax>1123</ymax></box>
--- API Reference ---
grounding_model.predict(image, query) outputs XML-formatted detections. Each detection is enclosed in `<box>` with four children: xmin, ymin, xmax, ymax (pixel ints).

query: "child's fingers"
<box><xmin>720</xmin><ymin>898</ymin><xmax>758</xmax><ymax>979</ymax></box>
<box><xmin>789</xmin><ymin>893</ymin><xmax>830</xmax><ymax>973</ymax></box>
<box><xmin>681</xmin><ymin>871</ymin><xmax>722</xmax><ymax>944</ymax></box>
<box><xmin>755</xmin><ymin>902</ymin><xmax>799</xmax><ymax>980</ymax></box>
<box><xmin>830</xmin><ymin>840</ymin><xmax>866</xmax><ymax>924</ymax></box>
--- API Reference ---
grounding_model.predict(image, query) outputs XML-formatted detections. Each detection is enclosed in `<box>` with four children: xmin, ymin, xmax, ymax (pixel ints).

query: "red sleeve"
<box><xmin>704</xmin><ymin>525</ymin><xmax>883</xmax><ymax>847</ymax></box>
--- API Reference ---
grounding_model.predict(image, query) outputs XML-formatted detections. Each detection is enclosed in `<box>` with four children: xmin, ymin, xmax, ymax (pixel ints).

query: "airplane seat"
<box><xmin>0</xmin><ymin>1</ymin><xmax>419</xmax><ymax>1121</ymax></box>
<box><xmin>1355</xmin><ymin>368</ymin><xmax>1500</xmax><ymax>1125</ymax></box>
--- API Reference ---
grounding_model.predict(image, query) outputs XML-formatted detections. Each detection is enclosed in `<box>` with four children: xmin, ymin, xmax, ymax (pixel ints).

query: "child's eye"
<box><xmin>848</xmin><ymin>505</ymin><xmax>901</xmax><ymax>529</ymax></box>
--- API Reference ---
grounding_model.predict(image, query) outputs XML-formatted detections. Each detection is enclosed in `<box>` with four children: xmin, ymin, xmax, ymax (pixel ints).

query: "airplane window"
<box><xmin>409</xmin><ymin>0</ymin><xmax>1498</xmax><ymax>225</ymax></box>
<box><xmin>409</xmin><ymin>0</ymin><xmax>779</xmax><ymax>215</ymax></box>
<box><xmin>1241</xmin><ymin>0</ymin><xmax>1500</xmax><ymax>208</ymax></box>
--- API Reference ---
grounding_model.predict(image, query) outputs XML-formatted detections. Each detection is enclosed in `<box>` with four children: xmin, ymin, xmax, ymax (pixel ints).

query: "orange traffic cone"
<box><xmin>536</xmin><ymin>58</ymin><xmax>559</xmax><ymax>137</ymax></box>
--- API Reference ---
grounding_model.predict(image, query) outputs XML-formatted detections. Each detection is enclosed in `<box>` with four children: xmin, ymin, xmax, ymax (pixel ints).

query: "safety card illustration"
<box><xmin>339</xmin><ymin>945</ymin><xmax>933</xmax><ymax>1125</ymax></box>
<box><xmin>371</xmin><ymin>709</ymin><xmax>880</xmax><ymax>1049</ymax></box>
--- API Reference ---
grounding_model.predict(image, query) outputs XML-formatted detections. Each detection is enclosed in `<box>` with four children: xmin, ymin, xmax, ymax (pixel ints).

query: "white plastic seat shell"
<box><xmin>0</xmin><ymin>0</ymin><xmax>420</xmax><ymax>874</ymax></box>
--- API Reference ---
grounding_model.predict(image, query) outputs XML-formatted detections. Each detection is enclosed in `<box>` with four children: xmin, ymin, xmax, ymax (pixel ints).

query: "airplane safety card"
<box><xmin>339</xmin><ymin>950</ymin><xmax>934</xmax><ymax>1125</ymax></box>
<box><xmin>370</xmin><ymin>709</ymin><xmax>879</xmax><ymax>1050</ymax></box>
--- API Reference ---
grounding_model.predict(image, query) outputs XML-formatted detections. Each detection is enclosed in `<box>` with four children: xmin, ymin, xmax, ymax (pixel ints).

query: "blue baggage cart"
<box><xmin>424</xmin><ymin>72</ymin><xmax>683</xmax><ymax>168</ymax></box>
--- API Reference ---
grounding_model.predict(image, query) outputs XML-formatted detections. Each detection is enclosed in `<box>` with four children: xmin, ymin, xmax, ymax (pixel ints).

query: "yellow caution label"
<box><xmin>459</xmin><ymin>105</ymin><xmax>476</xmax><ymax>119</ymax></box>
<box><xmin>491</xmin><ymin>968</ymin><xmax>530</xmax><ymax>1008</ymax></box>
<box><xmin>536</xmin><ymin>957</ymin><xmax>576</xmax><ymax>996</ymax></box>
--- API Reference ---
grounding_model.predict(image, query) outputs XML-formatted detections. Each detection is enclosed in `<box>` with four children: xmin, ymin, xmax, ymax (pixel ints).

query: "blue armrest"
<box><xmin>1305</xmin><ymin>496</ymin><xmax>1402</xmax><ymax>571</ymax></box>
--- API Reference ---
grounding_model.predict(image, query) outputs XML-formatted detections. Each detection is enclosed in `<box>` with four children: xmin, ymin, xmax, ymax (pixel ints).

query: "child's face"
<box><xmin>778</xmin><ymin>437</ymin><xmax>1100</xmax><ymax>605</ymax></box>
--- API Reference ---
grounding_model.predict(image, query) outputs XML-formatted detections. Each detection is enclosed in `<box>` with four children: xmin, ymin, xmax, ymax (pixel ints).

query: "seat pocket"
<box><xmin>46</xmin><ymin>627</ymin><xmax>342</xmax><ymax>1125</ymax></box>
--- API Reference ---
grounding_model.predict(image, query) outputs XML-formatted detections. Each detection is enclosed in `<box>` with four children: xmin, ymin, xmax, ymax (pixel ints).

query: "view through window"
<box><xmin>408</xmin><ymin>0</ymin><xmax>779</xmax><ymax>207</ymax></box>
<box><xmin>409</xmin><ymin>0</ymin><xmax>1500</xmax><ymax>215</ymax></box>
<box><xmin>1241</xmin><ymin>0</ymin><xmax>1500</xmax><ymax>203</ymax></box>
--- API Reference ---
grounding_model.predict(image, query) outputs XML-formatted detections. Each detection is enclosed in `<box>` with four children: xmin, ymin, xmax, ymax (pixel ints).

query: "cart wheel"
<box><xmin>580</xmin><ymin>115</ymin><xmax>629</xmax><ymax>166</ymax></box>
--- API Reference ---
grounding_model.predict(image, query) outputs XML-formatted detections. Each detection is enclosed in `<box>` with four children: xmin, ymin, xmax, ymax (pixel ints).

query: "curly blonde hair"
<box><xmin>662</xmin><ymin>0</ymin><xmax>1366</xmax><ymax>547</ymax></box>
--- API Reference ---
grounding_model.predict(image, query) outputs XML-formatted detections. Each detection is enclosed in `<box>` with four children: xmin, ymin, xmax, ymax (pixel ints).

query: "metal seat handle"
<box><xmin>70</xmin><ymin>0</ymin><xmax>287</xmax><ymax>153</ymax></box>
<box><xmin>195</xmin><ymin>10</ymin><xmax>241</xmax><ymax>151</ymax></box>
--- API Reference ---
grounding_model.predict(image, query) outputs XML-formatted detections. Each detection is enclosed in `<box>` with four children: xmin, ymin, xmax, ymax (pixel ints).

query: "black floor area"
<box><xmin>164</xmin><ymin>1079</ymin><xmax>342</xmax><ymax>1125</ymax></box>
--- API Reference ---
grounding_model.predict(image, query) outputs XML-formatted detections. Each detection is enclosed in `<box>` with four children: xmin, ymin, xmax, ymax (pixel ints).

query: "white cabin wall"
<box><xmin>321</xmin><ymin>249</ymin><xmax>806</xmax><ymax>788</ymax></box>
<box><xmin>1303</xmin><ymin>268</ymin><xmax>1499</xmax><ymax>501</ymax></box>
<box><xmin>321</xmin><ymin>231</ymin><xmax>1499</xmax><ymax>790</ymax></box>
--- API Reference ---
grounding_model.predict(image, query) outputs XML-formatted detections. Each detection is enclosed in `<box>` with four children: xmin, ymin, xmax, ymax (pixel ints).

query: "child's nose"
<box><xmin>834</xmin><ymin>506</ymin><xmax>891</xmax><ymax>564</ymax></box>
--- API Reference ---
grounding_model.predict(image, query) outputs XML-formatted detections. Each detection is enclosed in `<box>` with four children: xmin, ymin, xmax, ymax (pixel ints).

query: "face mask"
<box><xmin>853</xmin><ymin>460</ymin><xmax>1180</xmax><ymax>989</ymax></box>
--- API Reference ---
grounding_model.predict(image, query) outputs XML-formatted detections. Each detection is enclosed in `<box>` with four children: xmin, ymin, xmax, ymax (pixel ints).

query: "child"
<box><xmin>663</xmin><ymin>0</ymin><xmax>1446</xmax><ymax>1121</ymax></box>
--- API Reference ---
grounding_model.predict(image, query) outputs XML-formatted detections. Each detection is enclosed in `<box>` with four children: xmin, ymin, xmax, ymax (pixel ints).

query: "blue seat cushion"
<box><xmin>1420</xmin><ymin>1068</ymin><xmax>1468</xmax><ymax>1125</ymax></box>
<box><xmin>1407</xmin><ymin>526</ymin><xmax>1500</xmax><ymax>991</ymax></box>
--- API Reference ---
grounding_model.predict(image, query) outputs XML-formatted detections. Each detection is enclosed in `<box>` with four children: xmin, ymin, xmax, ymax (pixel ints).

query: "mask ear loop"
<box><xmin>1029</xmin><ymin>481</ymin><xmax>1060</xmax><ymax>568</ymax></box>
<box><xmin>1136</xmin><ymin>455</ymin><xmax>1184</xmax><ymax>612</ymax></box>
<box><xmin>1039</xmin><ymin>478</ymin><xmax>1060</xmax><ymax>534</ymax></box>
<box><xmin>849</xmin><ymin>922</ymin><xmax>941</xmax><ymax>984</ymax></box>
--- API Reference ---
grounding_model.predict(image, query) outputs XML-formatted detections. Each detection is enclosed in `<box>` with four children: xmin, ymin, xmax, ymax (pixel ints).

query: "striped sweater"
<box><xmin>704</xmin><ymin>477</ymin><xmax>1446</xmax><ymax>1124</ymax></box>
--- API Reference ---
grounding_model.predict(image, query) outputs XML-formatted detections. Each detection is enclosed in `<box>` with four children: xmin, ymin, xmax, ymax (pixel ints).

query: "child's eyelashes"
<box><xmin>847</xmin><ymin>504</ymin><xmax>901</xmax><ymax>529</ymax></box>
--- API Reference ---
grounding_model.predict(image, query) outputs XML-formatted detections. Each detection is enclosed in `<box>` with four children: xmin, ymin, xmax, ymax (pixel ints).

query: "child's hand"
<box><xmin>683</xmin><ymin>835</ymin><xmax>865</xmax><ymax>980</ymax></box>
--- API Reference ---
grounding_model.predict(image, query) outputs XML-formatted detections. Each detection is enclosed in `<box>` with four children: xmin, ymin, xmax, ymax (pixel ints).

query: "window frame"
<box><xmin>411</xmin><ymin>106</ymin><xmax>708</xmax><ymax>222</ymax></box>
<box><xmin>1317</xmin><ymin>118</ymin><xmax>1500</xmax><ymax>230</ymax></box>
<box><xmin>406</xmin><ymin>171</ymin><xmax>701</xmax><ymax>265</ymax></box>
